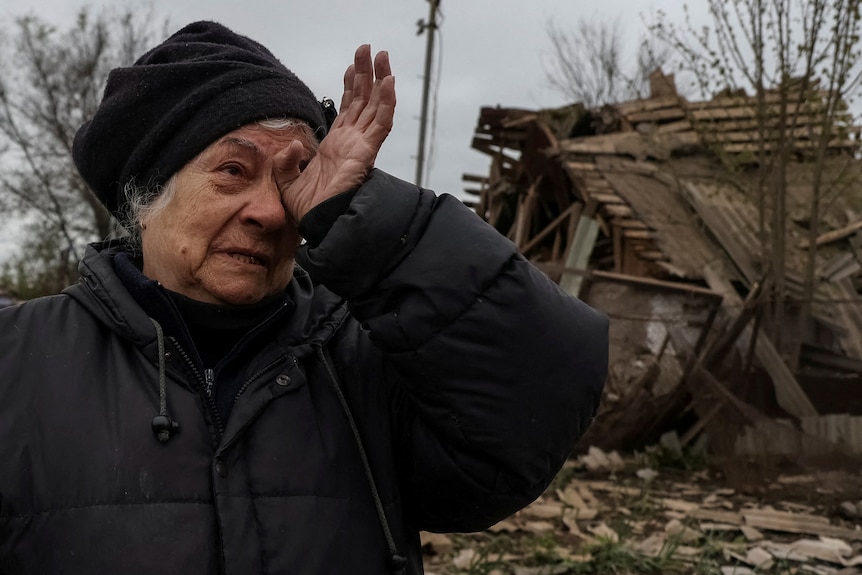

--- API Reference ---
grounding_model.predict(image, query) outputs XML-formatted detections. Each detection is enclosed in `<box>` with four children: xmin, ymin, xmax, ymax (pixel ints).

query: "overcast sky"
<box><xmin>0</xmin><ymin>0</ymin><xmax>697</xmax><ymax>260</ymax></box>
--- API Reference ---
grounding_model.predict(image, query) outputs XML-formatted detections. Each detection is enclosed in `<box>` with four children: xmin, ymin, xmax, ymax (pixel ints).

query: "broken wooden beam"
<box><xmin>702</xmin><ymin>265</ymin><xmax>818</xmax><ymax>419</ymax></box>
<box><xmin>799</xmin><ymin>218</ymin><xmax>862</xmax><ymax>249</ymax></box>
<box><xmin>742</xmin><ymin>509</ymin><xmax>862</xmax><ymax>541</ymax></box>
<box><xmin>520</xmin><ymin>202</ymin><xmax>583</xmax><ymax>257</ymax></box>
<box><xmin>559</xmin><ymin>200</ymin><xmax>600</xmax><ymax>297</ymax></box>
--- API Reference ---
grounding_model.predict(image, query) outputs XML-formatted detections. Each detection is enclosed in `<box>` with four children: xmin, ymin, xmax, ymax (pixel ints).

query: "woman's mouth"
<box><xmin>229</xmin><ymin>252</ymin><xmax>264</xmax><ymax>266</ymax></box>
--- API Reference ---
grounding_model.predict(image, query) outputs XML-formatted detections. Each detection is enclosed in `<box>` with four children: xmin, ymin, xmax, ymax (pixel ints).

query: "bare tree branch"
<box><xmin>0</xmin><ymin>4</ymin><xmax>169</xmax><ymax>295</ymax></box>
<box><xmin>542</xmin><ymin>15</ymin><xmax>671</xmax><ymax>107</ymax></box>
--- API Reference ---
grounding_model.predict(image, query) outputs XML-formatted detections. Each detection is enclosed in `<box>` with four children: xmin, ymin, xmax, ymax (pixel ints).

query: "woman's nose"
<box><xmin>240</xmin><ymin>179</ymin><xmax>287</xmax><ymax>231</ymax></box>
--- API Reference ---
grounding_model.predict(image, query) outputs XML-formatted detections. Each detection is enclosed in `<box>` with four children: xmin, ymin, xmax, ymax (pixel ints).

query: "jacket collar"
<box><xmin>63</xmin><ymin>241</ymin><xmax>347</xmax><ymax>351</ymax></box>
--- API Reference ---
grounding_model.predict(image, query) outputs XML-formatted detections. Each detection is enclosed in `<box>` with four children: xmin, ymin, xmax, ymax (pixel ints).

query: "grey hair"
<box><xmin>120</xmin><ymin>176</ymin><xmax>178</xmax><ymax>256</ymax></box>
<box><xmin>119</xmin><ymin>117</ymin><xmax>318</xmax><ymax>255</ymax></box>
<box><xmin>258</xmin><ymin>117</ymin><xmax>318</xmax><ymax>140</ymax></box>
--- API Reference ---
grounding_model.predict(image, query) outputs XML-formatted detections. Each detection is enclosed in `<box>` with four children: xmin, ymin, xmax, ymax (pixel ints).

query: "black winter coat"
<box><xmin>0</xmin><ymin>170</ymin><xmax>608</xmax><ymax>574</ymax></box>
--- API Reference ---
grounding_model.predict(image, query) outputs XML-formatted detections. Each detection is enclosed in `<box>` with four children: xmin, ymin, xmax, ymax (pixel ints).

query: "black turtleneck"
<box><xmin>167</xmin><ymin>290</ymin><xmax>285</xmax><ymax>369</ymax></box>
<box><xmin>112</xmin><ymin>251</ymin><xmax>292</xmax><ymax>421</ymax></box>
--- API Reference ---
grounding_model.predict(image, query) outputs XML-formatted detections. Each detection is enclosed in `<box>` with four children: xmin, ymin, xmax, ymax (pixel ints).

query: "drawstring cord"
<box><xmin>149</xmin><ymin>318</ymin><xmax>180</xmax><ymax>443</ymax></box>
<box><xmin>143</xmin><ymin>317</ymin><xmax>402</xmax><ymax>564</ymax></box>
<box><xmin>315</xmin><ymin>345</ymin><xmax>408</xmax><ymax>575</ymax></box>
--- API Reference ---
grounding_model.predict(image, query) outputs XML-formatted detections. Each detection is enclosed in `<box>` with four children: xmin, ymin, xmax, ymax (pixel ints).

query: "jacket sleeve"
<box><xmin>296</xmin><ymin>169</ymin><xmax>608</xmax><ymax>532</ymax></box>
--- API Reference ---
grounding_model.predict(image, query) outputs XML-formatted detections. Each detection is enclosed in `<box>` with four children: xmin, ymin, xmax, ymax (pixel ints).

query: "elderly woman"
<box><xmin>0</xmin><ymin>21</ymin><xmax>608</xmax><ymax>575</ymax></box>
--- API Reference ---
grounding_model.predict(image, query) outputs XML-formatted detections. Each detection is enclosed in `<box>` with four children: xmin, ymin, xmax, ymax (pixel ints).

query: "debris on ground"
<box><xmin>422</xmin><ymin>448</ymin><xmax>862</xmax><ymax>574</ymax></box>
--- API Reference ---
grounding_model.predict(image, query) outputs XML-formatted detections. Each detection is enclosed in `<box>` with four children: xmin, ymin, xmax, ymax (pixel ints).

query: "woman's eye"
<box><xmin>221</xmin><ymin>163</ymin><xmax>243</xmax><ymax>176</ymax></box>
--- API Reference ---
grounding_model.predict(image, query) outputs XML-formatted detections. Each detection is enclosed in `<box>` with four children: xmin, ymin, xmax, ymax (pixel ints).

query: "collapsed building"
<box><xmin>464</xmin><ymin>71</ymin><xmax>862</xmax><ymax>475</ymax></box>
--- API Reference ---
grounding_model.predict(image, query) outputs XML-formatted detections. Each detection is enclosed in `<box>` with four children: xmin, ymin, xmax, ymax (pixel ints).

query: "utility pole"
<box><xmin>414</xmin><ymin>0</ymin><xmax>440</xmax><ymax>188</ymax></box>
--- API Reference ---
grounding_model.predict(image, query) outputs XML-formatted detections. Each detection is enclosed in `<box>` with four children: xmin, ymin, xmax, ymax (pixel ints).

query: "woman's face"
<box><xmin>141</xmin><ymin>124</ymin><xmax>315</xmax><ymax>305</ymax></box>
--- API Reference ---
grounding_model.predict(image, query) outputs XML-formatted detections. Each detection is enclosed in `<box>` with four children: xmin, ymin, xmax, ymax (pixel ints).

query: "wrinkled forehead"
<box><xmin>219</xmin><ymin>121</ymin><xmax>316</xmax><ymax>150</ymax></box>
<box><xmin>190</xmin><ymin>121</ymin><xmax>318</xmax><ymax>165</ymax></box>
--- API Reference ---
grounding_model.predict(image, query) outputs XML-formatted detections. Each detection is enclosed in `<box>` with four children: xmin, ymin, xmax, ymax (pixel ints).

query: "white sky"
<box><xmin>0</xmin><ymin>0</ymin><xmax>700</xmax><ymax>260</ymax></box>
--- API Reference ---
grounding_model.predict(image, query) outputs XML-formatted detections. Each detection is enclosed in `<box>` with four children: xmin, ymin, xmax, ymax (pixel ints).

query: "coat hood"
<box><xmin>63</xmin><ymin>241</ymin><xmax>347</xmax><ymax>350</ymax></box>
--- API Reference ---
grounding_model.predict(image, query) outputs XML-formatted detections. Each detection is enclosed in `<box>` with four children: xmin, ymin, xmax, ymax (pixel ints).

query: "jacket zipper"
<box><xmin>169</xmin><ymin>336</ymin><xmax>226</xmax><ymax>437</ymax></box>
<box><xmin>233</xmin><ymin>354</ymin><xmax>289</xmax><ymax>403</ymax></box>
<box><xmin>205</xmin><ymin>368</ymin><xmax>215</xmax><ymax>398</ymax></box>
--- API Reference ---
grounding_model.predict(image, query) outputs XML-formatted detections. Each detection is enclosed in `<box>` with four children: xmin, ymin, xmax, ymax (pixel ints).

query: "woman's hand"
<box><xmin>276</xmin><ymin>44</ymin><xmax>396</xmax><ymax>222</ymax></box>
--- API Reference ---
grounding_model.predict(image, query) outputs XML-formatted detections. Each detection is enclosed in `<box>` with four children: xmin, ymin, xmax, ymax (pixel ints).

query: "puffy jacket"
<box><xmin>0</xmin><ymin>170</ymin><xmax>608</xmax><ymax>574</ymax></box>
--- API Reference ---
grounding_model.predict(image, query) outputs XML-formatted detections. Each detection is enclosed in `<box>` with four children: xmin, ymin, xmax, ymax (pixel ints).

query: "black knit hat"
<box><xmin>73</xmin><ymin>20</ymin><xmax>334</xmax><ymax>217</ymax></box>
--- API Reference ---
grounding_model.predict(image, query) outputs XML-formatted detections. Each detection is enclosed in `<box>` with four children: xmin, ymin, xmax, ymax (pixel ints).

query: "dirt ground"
<box><xmin>420</xmin><ymin>448</ymin><xmax>862</xmax><ymax>575</ymax></box>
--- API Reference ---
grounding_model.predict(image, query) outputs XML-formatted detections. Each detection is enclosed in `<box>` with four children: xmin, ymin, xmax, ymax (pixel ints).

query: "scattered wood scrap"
<box><xmin>421</xmin><ymin>448</ymin><xmax>862</xmax><ymax>574</ymax></box>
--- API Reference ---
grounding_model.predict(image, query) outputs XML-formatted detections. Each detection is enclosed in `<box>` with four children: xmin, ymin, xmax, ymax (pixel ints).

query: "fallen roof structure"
<box><xmin>465</xmin><ymin>72</ymin><xmax>862</xmax><ymax>474</ymax></box>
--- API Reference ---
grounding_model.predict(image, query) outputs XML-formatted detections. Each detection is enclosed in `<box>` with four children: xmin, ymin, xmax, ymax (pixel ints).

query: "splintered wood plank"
<box><xmin>582</xmin><ymin>178</ymin><xmax>614</xmax><ymax>191</ymax></box>
<box><xmin>462</xmin><ymin>173</ymin><xmax>489</xmax><ymax>184</ymax></box>
<box><xmin>591</xmin><ymin>192</ymin><xmax>626</xmax><ymax>204</ymax></box>
<box><xmin>657</xmin><ymin>121</ymin><xmax>693</xmax><ymax>134</ymax></box>
<box><xmin>566</xmin><ymin>161</ymin><xmax>598</xmax><ymax>172</ymax></box>
<box><xmin>703</xmin><ymin>125</ymin><xmax>849</xmax><ymax>144</ymax></box>
<box><xmin>502</xmin><ymin>113</ymin><xmax>539</xmax><ymax>128</ymax></box>
<box><xmin>556</xmin><ymin>486</ymin><xmax>599</xmax><ymax>520</ymax></box>
<box><xmin>523</xmin><ymin>500</ymin><xmax>566</xmax><ymax>520</ymax></box>
<box><xmin>742</xmin><ymin>509</ymin><xmax>862</xmax><ymax>540</ymax></box>
<box><xmin>663</xmin><ymin>499</ymin><xmax>700</xmax><ymax>513</ymax></box>
<box><xmin>613</xmin><ymin>225</ymin><xmax>623</xmax><ymax>273</ymax></box>
<box><xmin>580</xmin><ymin>480</ymin><xmax>641</xmax><ymax>497</ymax></box>
<box><xmin>690</xmin><ymin>106</ymin><xmax>831</xmax><ymax>124</ymax></box>
<box><xmin>513</xmin><ymin>182</ymin><xmax>540</xmax><ymax>250</ymax></box>
<box><xmin>474</xmin><ymin>126</ymin><xmax>528</xmax><ymax>142</ymax></box>
<box><xmin>687</xmin><ymin>89</ymin><xmax>829</xmax><ymax>110</ymax></box>
<box><xmin>616</xmin><ymin>95</ymin><xmax>684</xmax><ymax>115</ymax></box>
<box><xmin>622</xmin><ymin>229</ymin><xmax>656</xmax><ymax>240</ymax></box>
<box><xmin>561</xmin><ymin>137</ymin><xmax>625</xmax><ymax>155</ymax></box>
<box><xmin>799</xmin><ymin>218</ymin><xmax>862</xmax><ymax>248</ymax></box>
<box><xmin>471</xmin><ymin>137</ymin><xmax>520</xmax><ymax>163</ymax></box>
<box><xmin>722</xmin><ymin>139</ymin><xmax>858</xmax><ymax>153</ymax></box>
<box><xmin>616</xmin><ymin>219</ymin><xmax>649</xmax><ymax>229</ymax></box>
<box><xmin>602</xmin><ymin>204</ymin><xmax>633</xmax><ymax>217</ymax></box>
<box><xmin>520</xmin><ymin>202</ymin><xmax>582</xmax><ymax>257</ymax></box>
<box><xmin>636</xmin><ymin>250</ymin><xmax>667</xmax><ymax>261</ymax></box>
<box><xmin>627</xmin><ymin>107</ymin><xmax>687</xmax><ymax>123</ymax></box>
<box><xmin>599</xmin><ymin>158</ymin><xmax>659</xmax><ymax>176</ymax></box>
<box><xmin>692</xmin><ymin>113</ymin><xmax>855</xmax><ymax>133</ymax></box>
<box><xmin>690</xmin><ymin>508</ymin><xmax>743</xmax><ymax>524</ymax></box>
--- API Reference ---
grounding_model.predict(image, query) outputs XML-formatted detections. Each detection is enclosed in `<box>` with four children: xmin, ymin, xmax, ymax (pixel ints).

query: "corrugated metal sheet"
<box><xmin>735</xmin><ymin>415</ymin><xmax>862</xmax><ymax>456</ymax></box>
<box><xmin>681</xmin><ymin>180</ymin><xmax>862</xmax><ymax>360</ymax></box>
<box><xmin>816</xmin><ymin>280</ymin><xmax>862</xmax><ymax>360</ymax></box>
<box><xmin>801</xmin><ymin>414</ymin><xmax>862</xmax><ymax>453</ymax></box>
<box><xmin>735</xmin><ymin>419</ymin><xmax>812</xmax><ymax>456</ymax></box>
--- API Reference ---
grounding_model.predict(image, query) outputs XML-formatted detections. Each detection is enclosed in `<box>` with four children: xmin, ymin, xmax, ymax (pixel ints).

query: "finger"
<box><xmin>358</xmin><ymin>70</ymin><xmax>396</xmax><ymax>132</ymax></box>
<box><xmin>373</xmin><ymin>50</ymin><xmax>392</xmax><ymax>81</ymax></box>
<box><xmin>368</xmin><ymin>52</ymin><xmax>395</xmax><ymax>112</ymax></box>
<box><xmin>375</xmin><ymin>75</ymin><xmax>396</xmax><ymax>125</ymax></box>
<box><xmin>368</xmin><ymin>51</ymin><xmax>394</xmax><ymax>120</ymax></box>
<box><xmin>352</xmin><ymin>44</ymin><xmax>373</xmax><ymax>104</ymax></box>
<box><xmin>339</xmin><ymin>64</ymin><xmax>355</xmax><ymax>114</ymax></box>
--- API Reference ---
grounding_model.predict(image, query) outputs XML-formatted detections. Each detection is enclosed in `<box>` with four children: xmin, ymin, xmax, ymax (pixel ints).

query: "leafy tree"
<box><xmin>0</xmin><ymin>5</ymin><xmax>168</xmax><ymax>297</ymax></box>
